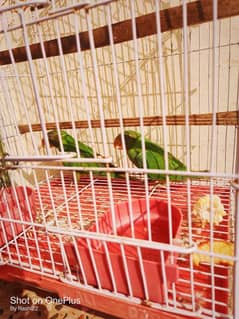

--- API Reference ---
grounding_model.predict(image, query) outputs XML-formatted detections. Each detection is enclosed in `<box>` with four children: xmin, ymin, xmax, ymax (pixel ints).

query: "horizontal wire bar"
<box><xmin>11</xmin><ymin>163</ymin><xmax>239</xmax><ymax>179</ymax></box>
<box><xmin>4</xmin><ymin>156</ymin><xmax>113</xmax><ymax>164</ymax></box>
<box><xmin>46</xmin><ymin>225</ymin><xmax>196</xmax><ymax>254</ymax></box>
<box><xmin>4</xmin><ymin>154</ymin><xmax>75</xmax><ymax>162</ymax></box>
<box><xmin>0</xmin><ymin>217</ymin><xmax>196</xmax><ymax>254</ymax></box>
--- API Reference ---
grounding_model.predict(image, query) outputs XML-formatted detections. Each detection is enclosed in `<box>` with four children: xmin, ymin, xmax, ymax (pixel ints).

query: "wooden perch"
<box><xmin>0</xmin><ymin>0</ymin><xmax>239</xmax><ymax>65</ymax></box>
<box><xmin>18</xmin><ymin>110</ymin><xmax>239</xmax><ymax>134</ymax></box>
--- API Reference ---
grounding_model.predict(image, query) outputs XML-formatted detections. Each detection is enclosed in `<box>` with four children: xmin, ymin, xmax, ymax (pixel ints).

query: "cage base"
<box><xmin>0</xmin><ymin>264</ymin><xmax>201</xmax><ymax>319</ymax></box>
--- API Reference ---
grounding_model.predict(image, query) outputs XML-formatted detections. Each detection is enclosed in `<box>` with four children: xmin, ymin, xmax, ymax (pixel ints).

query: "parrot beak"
<box><xmin>40</xmin><ymin>137</ymin><xmax>54</xmax><ymax>150</ymax></box>
<box><xmin>39</xmin><ymin>138</ymin><xmax>45</xmax><ymax>151</ymax></box>
<box><xmin>113</xmin><ymin>135</ymin><xmax>123</xmax><ymax>150</ymax></box>
<box><xmin>41</xmin><ymin>138</ymin><xmax>45</xmax><ymax>148</ymax></box>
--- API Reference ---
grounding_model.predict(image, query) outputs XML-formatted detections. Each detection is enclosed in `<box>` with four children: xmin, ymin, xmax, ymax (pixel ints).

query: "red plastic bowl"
<box><xmin>66</xmin><ymin>198</ymin><xmax>183</xmax><ymax>303</ymax></box>
<box><xmin>89</xmin><ymin>199</ymin><xmax>182</xmax><ymax>260</ymax></box>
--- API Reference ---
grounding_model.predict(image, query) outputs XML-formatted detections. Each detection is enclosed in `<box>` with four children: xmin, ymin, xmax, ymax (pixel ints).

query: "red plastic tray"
<box><xmin>0</xmin><ymin>177</ymin><xmax>232</xmax><ymax>317</ymax></box>
<box><xmin>0</xmin><ymin>186</ymin><xmax>36</xmax><ymax>246</ymax></box>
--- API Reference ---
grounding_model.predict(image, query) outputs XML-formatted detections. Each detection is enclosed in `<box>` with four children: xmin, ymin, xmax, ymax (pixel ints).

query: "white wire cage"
<box><xmin>0</xmin><ymin>0</ymin><xmax>238</xmax><ymax>318</ymax></box>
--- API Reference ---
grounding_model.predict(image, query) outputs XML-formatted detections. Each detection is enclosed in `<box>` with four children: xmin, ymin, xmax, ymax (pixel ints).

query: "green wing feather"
<box><xmin>122</xmin><ymin>130</ymin><xmax>187</xmax><ymax>181</ymax></box>
<box><xmin>77</xmin><ymin>142</ymin><xmax>94</xmax><ymax>158</ymax></box>
<box><xmin>47</xmin><ymin>130</ymin><xmax>94</xmax><ymax>157</ymax></box>
<box><xmin>47</xmin><ymin>130</ymin><xmax>121</xmax><ymax>178</ymax></box>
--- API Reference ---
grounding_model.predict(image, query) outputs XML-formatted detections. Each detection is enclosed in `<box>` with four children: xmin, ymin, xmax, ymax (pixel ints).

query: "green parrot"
<box><xmin>46</xmin><ymin>130</ymin><xmax>121</xmax><ymax>178</ymax></box>
<box><xmin>47</xmin><ymin>130</ymin><xmax>94</xmax><ymax>158</ymax></box>
<box><xmin>113</xmin><ymin>130</ymin><xmax>187</xmax><ymax>181</ymax></box>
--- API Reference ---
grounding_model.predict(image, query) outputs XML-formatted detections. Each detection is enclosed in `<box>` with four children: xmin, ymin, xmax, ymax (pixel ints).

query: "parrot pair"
<box><xmin>46</xmin><ymin>130</ymin><xmax>121</xmax><ymax>178</ymax></box>
<box><xmin>113</xmin><ymin>130</ymin><xmax>187</xmax><ymax>181</ymax></box>
<box><xmin>46</xmin><ymin>129</ymin><xmax>188</xmax><ymax>181</ymax></box>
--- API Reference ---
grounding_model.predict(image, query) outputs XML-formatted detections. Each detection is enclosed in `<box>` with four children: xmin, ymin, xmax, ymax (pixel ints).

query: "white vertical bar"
<box><xmin>120</xmin><ymin>243</ymin><xmax>133</xmax><ymax>297</ymax></box>
<box><xmin>72</xmin><ymin>237</ymin><xmax>88</xmax><ymax>285</ymax></box>
<box><xmin>137</xmin><ymin>246</ymin><xmax>149</xmax><ymax>300</ymax></box>
<box><xmin>154</xmin><ymin>7</ymin><xmax>175</xmax><ymax>307</ymax></box>
<box><xmin>0</xmin><ymin>13</ymin><xmax>39</xmax><ymax>154</ymax></box>
<box><xmin>44</xmin><ymin>171</ymin><xmax>73</xmax><ymax>277</ymax></box>
<box><xmin>72</xmin><ymin>171</ymin><xmax>84</xmax><ymax>230</ymax></box>
<box><xmin>209</xmin><ymin>181</ymin><xmax>216</xmax><ymax>317</ymax></box>
<box><xmin>0</xmin><ymin>84</ymin><xmax>16</xmax><ymax>157</ymax></box>
<box><xmin>198</xmin><ymin>21</ymin><xmax>201</xmax><ymax>171</ymax></box>
<box><xmin>33</xmin><ymin>9</ymin><xmax>64</xmax><ymax>153</ymax></box>
<box><xmin>155</xmin><ymin>0</ymin><xmax>174</xmax><ymax>251</ymax></box>
<box><xmin>19</xmin><ymin>174</ymin><xmax>44</xmax><ymax>272</ymax></box>
<box><xmin>0</xmin><ymin>219</ymin><xmax>13</xmax><ymax>263</ymax></box>
<box><xmin>18</xmin><ymin>9</ymin><xmax>51</xmax><ymax>154</ymax></box>
<box><xmin>0</xmin><ymin>72</ymin><xmax>25</xmax><ymax>156</ymax></box>
<box><xmin>210</xmin><ymin>0</ymin><xmax>219</xmax><ymax>173</ymax></box>
<box><xmin>73</xmin><ymin>10</ymin><xmax>96</xmax><ymax>155</ymax></box>
<box><xmin>160</xmin><ymin>250</ymin><xmax>169</xmax><ymax>306</ymax></box>
<box><xmin>124</xmin><ymin>182</ymin><xmax>135</xmax><ymax>238</ymax></box>
<box><xmin>50</xmin><ymin>4</ymin><xmax>81</xmax><ymax>157</ymax></box>
<box><xmin>2</xmin><ymin>201</ymin><xmax>25</xmax><ymax>266</ymax></box>
<box><xmin>32</xmin><ymin>170</ymin><xmax>57</xmax><ymax>276</ymax></box>
<box><xmin>103</xmin><ymin>241</ymin><xmax>117</xmax><ymax>293</ymax></box>
<box><xmin>155</xmin><ymin>0</ymin><xmax>169</xmax><ymax>172</ymax></box>
<box><xmin>60</xmin><ymin>170</ymin><xmax>73</xmax><ymax>229</ymax></box>
<box><xmin>85</xmin><ymin>8</ymin><xmax>109</xmax><ymax>157</ymax></box>
<box><xmin>233</xmin><ymin>184</ymin><xmax>239</xmax><ymax>318</ymax></box>
<box><xmin>215</xmin><ymin>21</ymin><xmax>222</xmax><ymax>174</ymax></box>
<box><xmin>182</xmin><ymin>0</ymin><xmax>195</xmax><ymax>313</ymax></box>
<box><xmin>210</xmin><ymin>1</ymin><xmax>219</xmax><ymax>316</ymax></box>
<box><xmin>182</xmin><ymin>0</ymin><xmax>193</xmax><ymax>241</ymax></box>
<box><xmin>182</xmin><ymin>0</ymin><xmax>191</xmax><ymax>172</ymax></box>
<box><xmin>89</xmin><ymin>171</ymin><xmax>100</xmax><ymax>232</ymax></box>
<box><xmin>86</xmin><ymin>238</ymin><xmax>102</xmax><ymax>290</ymax></box>
<box><xmin>45</xmin><ymin>169</ymin><xmax>71</xmax><ymax>275</ymax></box>
<box><xmin>105</xmin><ymin>4</ymin><xmax>128</xmax><ymax>168</ymax></box>
<box><xmin>105</xmin><ymin>4</ymin><xmax>135</xmax><ymax>238</ymax></box>
<box><xmin>106</xmin><ymin>173</ymin><xmax>117</xmax><ymax>235</ymax></box>
<box><xmin>45</xmin><ymin>170</ymin><xmax>59</xmax><ymax>228</ymax></box>
<box><xmin>129</xmin><ymin>0</ymin><xmax>151</xmax><ymax>241</ymax></box>
<box><xmin>59</xmin><ymin>237</ymin><xmax>73</xmax><ymax>281</ymax></box>
<box><xmin>8</xmin><ymin>184</ymin><xmax>33</xmax><ymax>268</ymax></box>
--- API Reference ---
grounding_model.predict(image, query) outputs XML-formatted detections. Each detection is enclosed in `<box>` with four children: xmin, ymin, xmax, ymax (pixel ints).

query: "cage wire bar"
<box><xmin>0</xmin><ymin>0</ymin><xmax>238</xmax><ymax>318</ymax></box>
